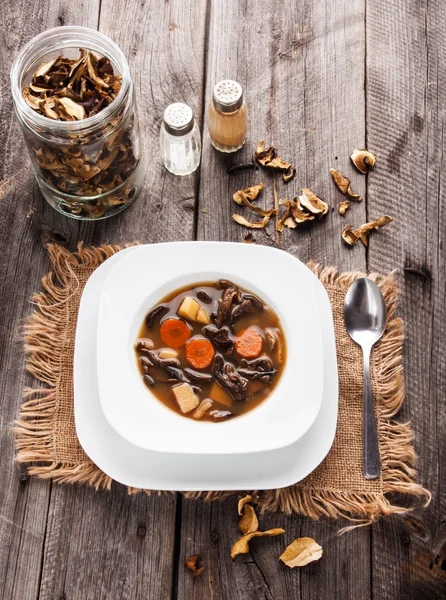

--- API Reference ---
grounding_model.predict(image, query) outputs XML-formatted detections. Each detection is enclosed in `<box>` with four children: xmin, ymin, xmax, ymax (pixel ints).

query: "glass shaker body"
<box><xmin>208</xmin><ymin>100</ymin><xmax>248</xmax><ymax>153</ymax></box>
<box><xmin>160</xmin><ymin>120</ymin><xmax>201</xmax><ymax>176</ymax></box>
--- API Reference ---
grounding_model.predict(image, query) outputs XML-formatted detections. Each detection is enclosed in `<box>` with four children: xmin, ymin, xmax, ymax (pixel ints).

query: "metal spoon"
<box><xmin>344</xmin><ymin>278</ymin><xmax>387</xmax><ymax>479</ymax></box>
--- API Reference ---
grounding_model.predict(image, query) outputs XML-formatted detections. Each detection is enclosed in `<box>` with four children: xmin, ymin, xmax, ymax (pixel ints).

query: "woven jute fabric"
<box><xmin>15</xmin><ymin>243</ymin><xmax>430</xmax><ymax>526</ymax></box>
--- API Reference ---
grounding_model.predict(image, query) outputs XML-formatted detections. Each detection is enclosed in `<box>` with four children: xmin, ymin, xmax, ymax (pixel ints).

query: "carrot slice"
<box><xmin>160</xmin><ymin>318</ymin><xmax>191</xmax><ymax>348</ymax></box>
<box><xmin>186</xmin><ymin>337</ymin><xmax>215</xmax><ymax>369</ymax></box>
<box><xmin>235</xmin><ymin>328</ymin><xmax>263</xmax><ymax>359</ymax></box>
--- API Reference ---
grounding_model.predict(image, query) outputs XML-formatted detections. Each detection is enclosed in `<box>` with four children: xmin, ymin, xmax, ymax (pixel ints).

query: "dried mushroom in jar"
<box><xmin>22</xmin><ymin>49</ymin><xmax>139</xmax><ymax>219</ymax></box>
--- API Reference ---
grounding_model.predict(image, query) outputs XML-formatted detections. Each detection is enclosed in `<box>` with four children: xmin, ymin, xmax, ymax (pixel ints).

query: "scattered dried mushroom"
<box><xmin>342</xmin><ymin>215</ymin><xmax>392</xmax><ymax>247</ymax></box>
<box><xmin>255</xmin><ymin>140</ymin><xmax>296</xmax><ymax>183</ymax></box>
<box><xmin>232</xmin><ymin>213</ymin><xmax>272</xmax><ymax>229</ymax></box>
<box><xmin>350</xmin><ymin>149</ymin><xmax>376</xmax><ymax>173</ymax></box>
<box><xmin>329</xmin><ymin>168</ymin><xmax>362</xmax><ymax>201</ymax></box>
<box><xmin>279</xmin><ymin>537</ymin><xmax>323</xmax><ymax>568</ymax></box>
<box><xmin>338</xmin><ymin>200</ymin><xmax>351</xmax><ymax>216</ymax></box>
<box><xmin>22</xmin><ymin>49</ymin><xmax>139</xmax><ymax>218</ymax></box>
<box><xmin>185</xmin><ymin>554</ymin><xmax>204</xmax><ymax>577</ymax></box>
<box><xmin>233</xmin><ymin>182</ymin><xmax>264</xmax><ymax>205</ymax></box>
<box><xmin>276</xmin><ymin>188</ymin><xmax>328</xmax><ymax>232</ymax></box>
<box><xmin>231</xmin><ymin>495</ymin><xmax>323</xmax><ymax>567</ymax></box>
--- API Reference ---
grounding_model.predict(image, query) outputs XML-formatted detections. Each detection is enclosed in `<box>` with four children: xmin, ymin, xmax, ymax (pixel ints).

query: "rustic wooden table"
<box><xmin>1</xmin><ymin>1</ymin><xmax>445</xmax><ymax>599</ymax></box>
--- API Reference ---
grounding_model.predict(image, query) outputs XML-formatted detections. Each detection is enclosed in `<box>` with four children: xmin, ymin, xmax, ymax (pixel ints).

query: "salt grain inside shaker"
<box><xmin>208</xmin><ymin>80</ymin><xmax>248</xmax><ymax>153</ymax></box>
<box><xmin>160</xmin><ymin>103</ymin><xmax>201</xmax><ymax>176</ymax></box>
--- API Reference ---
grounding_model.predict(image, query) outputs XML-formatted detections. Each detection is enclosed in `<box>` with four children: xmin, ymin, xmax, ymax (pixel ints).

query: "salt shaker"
<box><xmin>207</xmin><ymin>80</ymin><xmax>248</xmax><ymax>153</ymax></box>
<box><xmin>160</xmin><ymin>103</ymin><xmax>201</xmax><ymax>176</ymax></box>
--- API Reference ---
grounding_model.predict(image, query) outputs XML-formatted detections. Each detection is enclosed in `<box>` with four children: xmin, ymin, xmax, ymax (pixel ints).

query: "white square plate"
<box><xmin>97</xmin><ymin>242</ymin><xmax>324</xmax><ymax>454</ymax></box>
<box><xmin>74</xmin><ymin>247</ymin><xmax>338</xmax><ymax>490</ymax></box>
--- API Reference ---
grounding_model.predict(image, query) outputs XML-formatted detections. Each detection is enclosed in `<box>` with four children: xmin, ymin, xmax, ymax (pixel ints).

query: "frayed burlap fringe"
<box><xmin>14</xmin><ymin>245</ymin><xmax>431</xmax><ymax>529</ymax></box>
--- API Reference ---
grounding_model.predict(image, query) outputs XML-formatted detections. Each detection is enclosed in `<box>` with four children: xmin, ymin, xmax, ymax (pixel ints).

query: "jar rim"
<box><xmin>10</xmin><ymin>26</ymin><xmax>131</xmax><ymax>133</ymax></box>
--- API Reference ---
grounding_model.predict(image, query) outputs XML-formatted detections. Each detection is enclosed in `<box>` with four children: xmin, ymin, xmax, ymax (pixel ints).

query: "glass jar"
<box><xmin>207</xmin><ymin>80</ymin><xmax>248</xmax><ymax>153</ymax></box>
<box><xmin>160</xmin><ymin>103</ymin><xmax>201</xmax><ymax>176</ymax></box>
<box><xmin>10</xmin><ymin>26</ymin><xmax>145</xmax><ymax>220</ymax></box>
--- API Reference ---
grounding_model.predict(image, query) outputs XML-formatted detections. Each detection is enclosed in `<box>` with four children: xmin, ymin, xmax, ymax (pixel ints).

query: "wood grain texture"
<box><xmin>181</xmin><ymin>1</ymin><xmax>372</xmax><ymax>599</ymax></box>
<box><xmin>0</xmin><ymin>3</ymin><xmax>100</xmax><ymax>599</ymax></box>
<box><xmin>366</xmin><ymin>1</ymin><xmax>446</xmax><ymax>599</ymax></box>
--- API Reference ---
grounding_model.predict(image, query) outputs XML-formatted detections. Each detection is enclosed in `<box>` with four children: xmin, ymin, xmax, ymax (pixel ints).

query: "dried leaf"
<box><xmin>350</xmin><ymin>149</ymin><xmax>376</xmax><ymax>173</ymax></box>
<box><xmin>232</xmin><ymin>213</ymin><xmax>271</xmax><ymax>229</ymax></box>
<box><xmin>238</xmin><ymin>494</ymin><xmax>254</xmax><ymax>515</ymax></box>
<box><xmin>329</xmin><ymin>168</ymin><xmax>362</xmax><ymax>201</ymax></box>
<box><xmin>238</xmin><ymin>504</ymin><xmax>259</xmax><ymax>535</ymax></box>
<box><xmin>231</xmin><ymin>528</ymin><xmax>285</xmax><ymax>559</ymax></box>
<box><xmin>338</xmin><ymin>200</ymin><xmax>351</xmax><ymax>216</ymax></box>
<box><xmin>279</xmin><ymin>537</ymin><xmax>323</xmax><ymax>568</ymax></box>
<box><xmin>233</xmin><ymin>182</ymin><xmax>264</xmax><ymax>205</ymax></box>
<box><xmin>185</xmin><ymin>554</ymin><xmax>204</xmax><ymax>576</ymax></box>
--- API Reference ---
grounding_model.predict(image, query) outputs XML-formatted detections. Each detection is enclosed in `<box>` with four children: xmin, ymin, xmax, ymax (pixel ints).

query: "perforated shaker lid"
<box><xmin>163</xmin><ymin>103</ymin><xmax>194</xmax><ymax>136</ymax></box>
<box><xmin>212</xmin><ymin>80</ymin><xmax>243</xmax><ymax>113</ymax></box>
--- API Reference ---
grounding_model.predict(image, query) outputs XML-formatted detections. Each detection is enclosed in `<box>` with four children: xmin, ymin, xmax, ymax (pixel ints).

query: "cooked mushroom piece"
<box><xmin>135</xmin><ymin>338</ymin><xmax>155</xmax><ymax>352</ymax></box>
<box><xmin>210</xmin><ymin>409</ymin><xmax>233</xmax><ymax>421</ymax></box>
<box><xmin>213</xmin><ymin>354</ymin><xmax>247</xmax><ymax>402</ymax></box>
<box><xmin>215</xmin><ymin>285</ymin><xmax>242</xmax><ymax>328</ymax></box>
<box><xmin>232</xmin><ymin>293</ymin><xmax>264</xmax><ymax>321</ymax></box>
<box><xmin>143</xmin><ymin>374</ymin><xmax>155</xmax><ymax>387</ymax></box>
<box><xmin>350</xmin><ymin>149</ymin><xmax>376</xmax><ymax>173</ymax></box>
<box><xmin>241</xmin><ymin>356</ymin><xmax>275</xmax><ymax>372</ymax></box>
<box><xmin>203</xmin><ymin>325</ymin><xmax>235</xmax><ymax>348</ymax></box>
<box><xmin>145</xmin><ymin>305</ymin><xmax>168</xmax><ymax>328</ymax></box>
<box><xmin>197</xmin><ymin>290</ymin><xmax>212</xmax><ymax>303</ymax></box>
<box><xmin>183</xmin><ymin>368</ymin><xmax>213</xmax><ymax>383</ymax></box>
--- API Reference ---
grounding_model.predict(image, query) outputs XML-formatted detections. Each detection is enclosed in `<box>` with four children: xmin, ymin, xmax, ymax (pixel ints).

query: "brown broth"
<box><xmin>135</xmin><ymin>281</ymin><xmax>286</xmax><ymax>422</ymax></box>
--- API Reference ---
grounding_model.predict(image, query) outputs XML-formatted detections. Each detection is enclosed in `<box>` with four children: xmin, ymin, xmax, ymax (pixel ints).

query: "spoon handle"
<box><xmin>362</xmin><ymin>346</ymin><xmax>380</xmax><ymax>479</ymax></box>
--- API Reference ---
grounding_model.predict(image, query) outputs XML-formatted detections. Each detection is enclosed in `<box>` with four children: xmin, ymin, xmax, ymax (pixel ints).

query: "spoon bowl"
<box><xmin>344</xmin><ymin>278</ymin><xmax>387</xmax><ymax>479</ymax></box>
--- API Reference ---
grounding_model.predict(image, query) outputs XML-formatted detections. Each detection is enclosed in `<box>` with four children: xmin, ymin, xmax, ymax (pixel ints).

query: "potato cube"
<box><xmin>172</xmin><ymin>383</ymin><xmax>199</xmax><ymax>413</ymax></box>
<box><xmin>196</xmin><ymin>307</ymin><xmax>210</xmax><ymax>324</ymax></box>
<box><xmin>209</xmin><ymin>381</ymin><xmax>233</xmax><ymax>408</ymax></box>
<box><xmin>178</xmin><ymin>296</ymin><xmax>201</xmax><ymax>321</ymax></box>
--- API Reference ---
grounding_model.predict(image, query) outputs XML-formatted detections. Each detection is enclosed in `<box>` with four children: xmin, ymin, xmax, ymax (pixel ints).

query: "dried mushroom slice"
<box><xmin>185</xmin><ymin>555</ymin><xmax>204</xmax><ymax>577</ymax></box>
<box><xmin>243</xmin><ymin>232</ymin><xmax>256</xmax><ymax>243</ymax></box>
<box><xmin>341</xmin><ymin>225</ymin><xmax>360</xmax><ymax>246</ymax></box>
<box><xmin>238</xmin><ymin>504</ymin><xmax>259</xmax><ymax>535</ymax></box>
<box><xmin>236</xmin><ymin>191</ymin><xmax>276</xmax><ymax>218</ymax></box>
<box><xmin>350</xmin><ymin>149</ymin><xmax>376</xmax><ymax>173</ymax></box>
<box><xmin>282</xmin><ymin>166</ymin><xmax>296</xmax><ymax>183</ymax></box>
<box><xmin>255</xmin><ymin>140</ymin><xmax>295</xmax><ymax>176</ymax></box>
<box><xmin>233</xmin><ymin>182</ymin><xmax>264</xmax><ymax>205</ymax></box>
<box><xmin>353</xmin><ymin>215</ymin><xmax>392</xmax><ymax>246</ymax></box>
<box><xmin>338</xmin><ymin>200</ymin><xmax>351</xmax><ymax>216</ymax></box>
<box><xmin>238</xmin><ymin>494</ymin><xmax>254</xmax><ymax>515</ymax></box>
<box><xmin>230</xmin><ymin>528</ymin><xmax>285</xmax><ymax>559</ymax></box>
<box><xmin>329</xmin><ymin>168</ymin><xmax>362</xmax><ymax>201</ymax></box>
<box><xmin>232</xmin><ymin>213</ymin><xmax>271</xmax><ymax>229</ymax></box>
<box><xmin>279</xmin><ymin>537</ymin><xmax>323</xmax><ymax>568</ymax></box>
<box><xmin>300</xmin><ymin>188</ymin><xmax>329</xmax><ymax>218</ymax></box>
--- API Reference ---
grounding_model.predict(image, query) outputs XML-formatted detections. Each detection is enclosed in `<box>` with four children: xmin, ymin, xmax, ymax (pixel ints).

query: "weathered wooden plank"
<box><xmin>367</xmin><ymin>0</ymin><xmax>446</xmax><ymax>598</ymax></box>
<box><xmin>0</xmin><ymin>3</ymin><xmax>100</xmax><ymax>599</ymax></box>
<box><xmin>181</xmin><ymin>1</ymin><xmax>371</xmax><ymax>599</ymax></box>
<box><xmin>35</xmin><ymin>1</ymin><xmax>208</xmax><ymax>599</ymax></box>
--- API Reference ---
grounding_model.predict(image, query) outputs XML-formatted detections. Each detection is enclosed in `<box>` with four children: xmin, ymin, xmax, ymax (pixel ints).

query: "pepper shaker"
<box><xmin>207</xmin><ymin>80</ymin><xmax>248</xmax><ymax>153</ymax></box>
<box><xmin>160</xmin><ymin>103</ymin><xmax>201</xmax><ymax>176</ymax></box>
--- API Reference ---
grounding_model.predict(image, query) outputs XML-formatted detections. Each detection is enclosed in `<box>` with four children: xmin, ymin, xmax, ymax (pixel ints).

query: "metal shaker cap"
<box><xmin>163</xmin><ymin>103</ymin><xmax>194</xmax><ymax>136</ymax></box>
<box><xmin>212</xmin><ymin>80</ymin><xmax>243</xmax><ymax>113</ymax></box>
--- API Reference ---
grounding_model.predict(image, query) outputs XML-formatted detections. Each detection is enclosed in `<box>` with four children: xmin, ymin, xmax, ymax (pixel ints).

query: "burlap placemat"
<box><xmin>15</xmin><ymin>243</ymin><xmax>430</xmax><ymax>526</ymax></box>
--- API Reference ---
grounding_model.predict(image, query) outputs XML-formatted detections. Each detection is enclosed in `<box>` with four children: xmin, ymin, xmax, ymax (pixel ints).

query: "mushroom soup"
<box><xmin>134</xmin><ymin>280</ymin><xmax>286</xmax><ymax>422</ymax></box>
